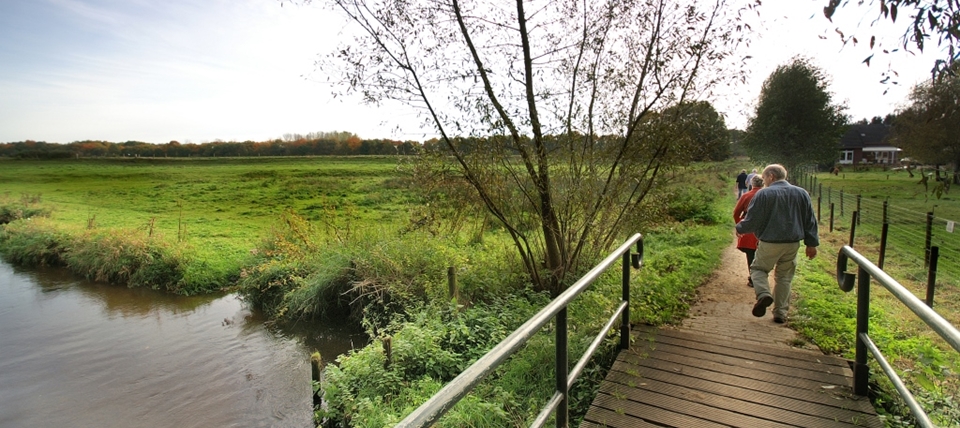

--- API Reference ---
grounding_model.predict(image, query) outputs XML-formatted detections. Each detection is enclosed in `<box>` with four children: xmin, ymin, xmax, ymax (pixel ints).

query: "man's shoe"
<box><xmin>773</xmin><ymin>316</ymin><xmax>786</xmax><ymax>324</ymax></box>
<box><xmin>752</xmin><ymin>295</ymin><xmax>773</xmax><ymax>317</ymax></box>
<box><xmin>747</xmin><ymin>278</ymin><xmax>754</xmax><ymax>288</ymax></box>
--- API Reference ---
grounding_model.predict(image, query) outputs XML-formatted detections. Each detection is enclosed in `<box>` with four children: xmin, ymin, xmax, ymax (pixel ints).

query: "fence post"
<box><xmin>879</xmin><ymin>200</ymin><xmax>889</xmax><ymax>269</ymax></box>
<box><xmin>383</xmin><ymin>337</ymin><xmax>392</xmax><ymax>368</ymax></box>
<box><xmin>856</xmin><ymin>194</ymin><xmax>861</xmax><ymax>225</ymax></box>
<box><xmin>849</xmin><ymin>211</ymin><xmax>858</xmax><ymax>247</ymax></box>
<box><xmin>926</xmin><ymin>246</ymin><xmax>940</xmax><ymax>308</ymax></box>
<box><xmin>817</xmin><ymin>196</ymin><xmax>822</xmax><ymax>224</ymax></box>
<box><xmin>840</xmin><ymin>189</ymin><xmax>845</xmax><ymax>217</ymax></box>
<box><xmin>830</xmin><ymin>203</ymin><xmax>835</xmax><ymax>232</ymax></box>
<box><xmin>854</xmin><ymin>265</ymin><xmax>870</xmax><ymax>396</ymax></box>
<box><xmin>925</xmin><ymin>212</ymin><xmax>934</xmax><ymax>267</ymax></box>
<box><xmin>448</xmin><ymin>266</ymin><xmax>458</xmax><ymax>302</ymax></box>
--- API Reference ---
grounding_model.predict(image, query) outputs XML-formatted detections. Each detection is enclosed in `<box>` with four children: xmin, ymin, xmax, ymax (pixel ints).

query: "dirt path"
<box><xmin>677</xmin><ymin>235</ymin><xmax>819</xmax><ymax>351</ymax></box>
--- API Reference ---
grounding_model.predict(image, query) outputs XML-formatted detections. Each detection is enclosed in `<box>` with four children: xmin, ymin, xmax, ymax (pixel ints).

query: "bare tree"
<box><xmin>322</xmin><ymin>0</ymin><xmax>752</xmax><ymax>295</ymax></box>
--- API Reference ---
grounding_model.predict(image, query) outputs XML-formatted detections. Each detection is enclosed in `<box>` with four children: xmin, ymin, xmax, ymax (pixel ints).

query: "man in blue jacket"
<box><xmin>735</xmin><ymin>164</ymin><xmax>819</xmax><ymax>323</ymax></box>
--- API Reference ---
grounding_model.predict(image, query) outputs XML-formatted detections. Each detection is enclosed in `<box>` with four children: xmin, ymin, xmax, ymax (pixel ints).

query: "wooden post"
<box><xmin>830</xmin><ymin>203</ymin><xmax>835</xmax><ymax>232</ymax></box>
<box><xmin>926</xmin><ymin>247</ymin><xmax>939</xmax><ymax>308</ymax></box>
<box><xmin>840</xmin><ymin>189</ymin><xmax>844</xmax><ymax>218</ymax></box>
<box><xmin>878</xmin><ymin>200</ymin><xmax>889</xmax><ymax>269</ymax></box>
<box><xmin>856</xmin><ymin>194</ymin><xmax>861</xmax><ymax>225</ymax></box>
<box><xmin>383</xmin><ymin>336</ymin><xmax>392</xmax><ymax>369</ymax></box>
<box><xmin>817</xmin><ymin>196</ymin><xmax>822</xmax><ymax>224</ymax></box>
<box><xmin>311</xmin><ymin>351</ymin><xmax>323</xmax><ymax>406</ymax></box>
<box><xmin>447</xmin><ymin>266</ymin><xmax>458</xmax><ymax>302</ymax></box>
<box><xmin>849</xmin><ymin>211</ymin><xmax>858</xmax><ymax>248</ymax></box>
<box><xmin>925</xmin><ymin>212</ymin><xmax>934</xmax><ymax>267</ymax></box>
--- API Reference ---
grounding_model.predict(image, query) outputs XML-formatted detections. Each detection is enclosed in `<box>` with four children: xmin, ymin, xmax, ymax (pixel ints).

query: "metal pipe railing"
<box><xmin>836</xmin><ymin>245</ymin><xmax>960</xmax><ymax>427</ymax></box>
<box><xmin>396</xmin><ymin>233</ymin><xmax>644</xmax><ymax>427</ymax></box>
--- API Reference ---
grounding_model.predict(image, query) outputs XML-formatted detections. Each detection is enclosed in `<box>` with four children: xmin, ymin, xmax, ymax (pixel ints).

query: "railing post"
<box><xmin>854</xmin><ymin>265</ymin><xmax>870</xmax><ymax>396</ymax></box>
<box><xmin>621</xmin><ymin>249</ymin><xmax>631</xmax><ymax>350</ymax></box>
<box><xmin>926</xmin><ymin>246</ymin><xmax>939</xmax><ymax>308</ymax></box>
<box><xmin>555</xmin><ymin>308</ymin><xmax>568</xmax><ymax>428</ymax></box>
<box><xmin>924</xmin><ymin>212</ymin><xmax>934</xmax><ymax>267</ymax></box>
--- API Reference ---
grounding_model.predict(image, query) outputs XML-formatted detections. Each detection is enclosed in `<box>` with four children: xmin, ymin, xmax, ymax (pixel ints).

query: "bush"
<box><xmin>237</xmin><ymin>211</ymin><xmax>528</xmax><ymax>326</ymax></box>
<box><xmin>62</xmin><ymin>229</ymin><xmax>188</xmax><ymax>292</ymax></box>
<box><xmin>0</xmin><ymin>218</ymin><xmax>212</xmax><ymax>294</ymax></box>
<box><xmin>317</xmin><ymin>296</ymin><xmax>548</xmax><ymax>427</ymax></box>
<box><xmin>0</xmin><ymin>218</ymin><xmax>69</xmax><ymax>265</ymax></box>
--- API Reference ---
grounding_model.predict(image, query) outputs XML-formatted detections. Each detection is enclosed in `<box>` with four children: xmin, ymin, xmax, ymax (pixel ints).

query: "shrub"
<box><xmin>62</xmin><ymin>229</ymin><xmax>189</xmax><ymax>292</ymax></box>
<box><xmin>317</xmin><ymin>297</ymin><xmax>548</xmax><ymax>427</ymax></box>
<box><xmin>0</xmin><ymin>218</ymin><xmax>69</xmax><ymax>265</ymax></box>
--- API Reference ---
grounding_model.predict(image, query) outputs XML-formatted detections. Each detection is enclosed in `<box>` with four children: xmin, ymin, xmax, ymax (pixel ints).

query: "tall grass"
<box><xmin>0</xmin><ymin>217</ymin><xmax>216</xmax><ymax>294</ymax></box>
<box><xmin>309</xmin><ymin>161</ymin><xmax>735</xmax><ymax>427</ymax></box>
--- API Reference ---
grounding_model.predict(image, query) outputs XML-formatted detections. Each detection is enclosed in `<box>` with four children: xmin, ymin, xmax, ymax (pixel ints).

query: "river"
<box><xmin>0</xmin><ymin>260</ymin><xmax>365</xmax><ymax>428</ymax></box>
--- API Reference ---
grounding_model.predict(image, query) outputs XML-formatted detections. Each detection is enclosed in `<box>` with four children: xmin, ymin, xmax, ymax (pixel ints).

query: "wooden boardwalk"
<box><xmin>581</xmin><ymin>324</ymin><xmax>882</xmax><ymax>427</ymax></box>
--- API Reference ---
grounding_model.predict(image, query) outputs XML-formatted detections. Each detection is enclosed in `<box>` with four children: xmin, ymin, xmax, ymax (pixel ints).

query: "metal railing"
<box><xmin>397</xmin><ymin>233</ymin><xmax>644</xmax><ymax>428</ymax></box>
<box><xmin>836</xmin><ymin>245</ymin><xmax>960</xmax><ymax>428</ymax></box>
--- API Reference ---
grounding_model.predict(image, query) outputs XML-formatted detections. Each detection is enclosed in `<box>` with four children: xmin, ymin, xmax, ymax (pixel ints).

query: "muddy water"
<box><xmin>0</xmin><ymin>260</ymin><xmax>365</xmax><ymax>428</ymax></box>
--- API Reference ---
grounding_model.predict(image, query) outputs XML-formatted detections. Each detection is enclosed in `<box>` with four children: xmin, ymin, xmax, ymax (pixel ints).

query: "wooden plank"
<box><xmin>584</xmin><ymin>325</ymin><xmax>883</xmax><ymax>428</ymax></box>
<box><xmin>609</xmin><ymin>359</ymin><xmax>879</xmax><ymax>422</ymax></box>
<box><xmin>630</xmin><ymin>337</ymin><xmax>853</xmax><ymax>386</ymax></box>
<box><xmin>617</xmin><ymin>348</ymin><xmax>878</xmax><ymax>417</ymax></box>
<box><xmin>624</xmin><ymin>340</ymin><xmax>853</xmax><ymax>391</ymax></box>
<box><xmin>635</xmin><ymin>324</ymin><xmax>852</xmax><ymax>370</ymax></box>
<box><xmin>589</xmin><ymin>392</ymin><xmax>731</xmax><ymax>428</ymax></box>
<box><xmin>605</xmin><ymin>364</ymin><xmax>883</xmax><ymax>428</ymax></box>
<box><xmin>580</xmin><ymin>406</ymin><xmax>660</xmax><ymax>428</ymax></box>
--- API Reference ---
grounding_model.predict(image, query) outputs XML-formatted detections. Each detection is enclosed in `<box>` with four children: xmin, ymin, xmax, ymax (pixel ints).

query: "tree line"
<box><xmin>0</xmin><ymin>135</ymin><xmax>421</xmax><ymax>159</ymax></box>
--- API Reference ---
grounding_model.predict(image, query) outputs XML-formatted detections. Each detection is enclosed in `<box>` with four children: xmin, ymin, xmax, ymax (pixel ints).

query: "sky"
<box><xmin>0</xmin><ymin>0</ymin><xmax>949</xmax><ymax>144</ymax></box>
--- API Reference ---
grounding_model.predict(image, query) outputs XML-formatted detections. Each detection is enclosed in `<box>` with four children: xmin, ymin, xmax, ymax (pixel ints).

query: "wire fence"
<box><xmin>796</xmin><ymin>172</ymin><xmax>960</xmax><ymax>294</ymax></box>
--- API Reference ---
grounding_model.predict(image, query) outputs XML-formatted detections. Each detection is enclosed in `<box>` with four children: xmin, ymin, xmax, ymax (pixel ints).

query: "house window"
<box><xmin>840</xmin><ymin>150</ymin><xmax>854</xmax><ymax>164</ymax></box>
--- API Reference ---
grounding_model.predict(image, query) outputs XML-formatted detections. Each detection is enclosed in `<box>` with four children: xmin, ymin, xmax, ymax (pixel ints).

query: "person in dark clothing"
<box><xmin>735</xmin><ymin>169</ymin><xmax>748</xmax><ymax>198</ymax></box>
<box><xmin>735</xmin><ymin>164</ymin><xmax>819</xmax><ymax>324</ymax></box>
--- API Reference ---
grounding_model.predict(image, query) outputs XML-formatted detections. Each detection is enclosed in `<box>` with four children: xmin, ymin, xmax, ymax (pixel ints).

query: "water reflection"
<box><xmin>0</xmin><ymin>260</ymin><xmax>365</xmax><ymax>428</ymax></box>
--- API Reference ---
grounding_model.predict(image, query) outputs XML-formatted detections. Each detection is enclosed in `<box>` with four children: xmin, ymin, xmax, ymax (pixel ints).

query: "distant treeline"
<box><xmin>0</xmin><ymin>133</ymin><xmax>423</xmax><ymax>159</ymax></box>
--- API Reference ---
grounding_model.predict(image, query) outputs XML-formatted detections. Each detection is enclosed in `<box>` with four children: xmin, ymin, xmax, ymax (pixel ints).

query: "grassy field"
<box><xmin>0</xmin><ymin>157</ymin><xmax>415</xmax><ymax>288</ymax></box>
<box><xmin>790</xmin><ymin>167</ymin><xmax>960</xmax><ymax>426</ymax></box>
<box><xmin>4</xmin><ymin>157</ymin><xmax>953</xmax><ymax>425</ymax></box>
<box><xmin>805</xmin><ymin>167</ymin><xmax>960</xmax><ymax>220</ymax></box>
<box><xmin>798</xmin><ymin>167</ymin><xmax>960</xmax><ymax>292</ymax></box>
<box><xmin>0</xmin><ymin>156</ymin><xmax>736</xmax><ymax>426</ymax></box>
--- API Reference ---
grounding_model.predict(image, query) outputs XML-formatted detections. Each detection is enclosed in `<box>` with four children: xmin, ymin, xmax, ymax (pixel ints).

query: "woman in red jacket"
<box><xmin>733</xmin><ymin>175</ymin><xmax>764</xmax><ymax>287</ymax></box>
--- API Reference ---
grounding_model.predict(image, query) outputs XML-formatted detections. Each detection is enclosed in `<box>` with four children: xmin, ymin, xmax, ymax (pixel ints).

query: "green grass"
<box><xmin>311</xmin><ymin>161</ymin><xmax>736</xmax><ymax>427</ymax></box>
<box><xmin>805</xmin><ymin>167</ymin><xmax>960</xmax><ymax>221</ymax></box>
<box><xmin>0</xmin><ymin>157</ymin><xmax>415</xmax><ymax>292</ymax></box>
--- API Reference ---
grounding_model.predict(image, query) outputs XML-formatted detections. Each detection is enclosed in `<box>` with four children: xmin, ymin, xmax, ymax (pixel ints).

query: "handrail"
<box><xmin>396</xmin><ymin>233</ymin><xmax>644</xmax><ymax>428</ymax></box>
<box><xmin>836</xmin><ymin>245</ymin><xmax>960</xmax><ymax>428</ymax></box>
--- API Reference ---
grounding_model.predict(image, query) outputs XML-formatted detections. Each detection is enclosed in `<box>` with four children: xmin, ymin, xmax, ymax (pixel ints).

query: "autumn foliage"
<box><xmin>0</xmin><ymin>133</ymin><xmax>419</xmax><ymax>159</ymax></box>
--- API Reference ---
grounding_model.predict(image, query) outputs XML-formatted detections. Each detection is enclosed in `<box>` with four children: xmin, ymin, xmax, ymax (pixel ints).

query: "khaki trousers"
<box><xmin>750</xmin><ymin>241</ymin><xmax>800</xmax><ymax>319</ymax></box>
